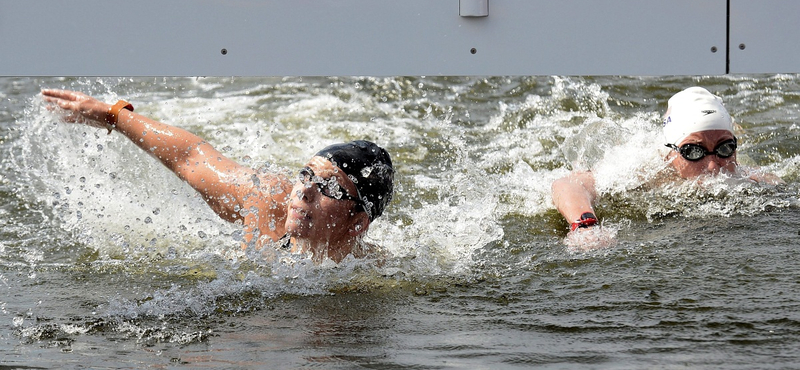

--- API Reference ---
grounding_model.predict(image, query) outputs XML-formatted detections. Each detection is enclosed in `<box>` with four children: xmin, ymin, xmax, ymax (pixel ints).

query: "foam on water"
<box><xmin>6</xmin><ymin>76</ymin><xmax>800</xmax><ymax>346</ymax></box>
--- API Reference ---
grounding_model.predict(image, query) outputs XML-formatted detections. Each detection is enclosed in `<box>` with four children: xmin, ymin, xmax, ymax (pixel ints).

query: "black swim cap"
<box><xmin>315</xmin><ymin>140</ymin><xmax>394</xmax><ymax>221</ymax></box>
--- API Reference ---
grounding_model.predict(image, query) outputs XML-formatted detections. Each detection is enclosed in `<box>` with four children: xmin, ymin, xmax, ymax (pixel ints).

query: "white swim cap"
<box><xmin>662</xmin><ymin>87</ymin><xmax>734</xmax><ymax>146</ymax></box>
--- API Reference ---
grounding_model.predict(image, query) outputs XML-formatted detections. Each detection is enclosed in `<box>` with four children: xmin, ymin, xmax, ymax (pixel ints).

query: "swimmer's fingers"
<box><xmin>41</xmin><ymin>89</ymin><xmax>88</xmax><ymax>111</ymax></box>
<box><xmin>749</xmin><ymin>172</ymin><xmax>785</xmax><ymax>186</ymax></box>
<box><xmin>42</xmin><ymin>88</ymin><xmax>89</xmax><ymax>101</ymax></box>
<box><xmin>564</xmin><ymin>225</ymin><xmax>617</xmax><ymax>252</ymax></box>
<box><xmin>41</xmin><ymin>89</ymin><xmax>108</xmax><ymax>125</ymax></box>
<box><xmin>42</xmin><ymin>98</ymin><xmax>85</xmax><ymax>124</ymax></box>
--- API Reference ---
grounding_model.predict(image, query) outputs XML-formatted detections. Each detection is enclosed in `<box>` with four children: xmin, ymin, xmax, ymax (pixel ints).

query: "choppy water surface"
<box><xmin>1</xmin><ymin>76</ymin><xmax>799</xmax><ymax>369</ymax></box>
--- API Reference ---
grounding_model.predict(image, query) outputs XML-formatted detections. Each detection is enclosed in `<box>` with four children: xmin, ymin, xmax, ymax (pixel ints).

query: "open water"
<box><xmin>1</xmin><ymin>76</ymin><xmax>799</xmax><ymax>369</ymax></box>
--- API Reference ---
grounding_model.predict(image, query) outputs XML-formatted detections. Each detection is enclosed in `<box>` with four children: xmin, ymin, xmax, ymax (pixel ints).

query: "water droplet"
<box><xmin>361</xmin><ymin>166</ymin><xmax>373</xmax><ymax>177</ymax></box>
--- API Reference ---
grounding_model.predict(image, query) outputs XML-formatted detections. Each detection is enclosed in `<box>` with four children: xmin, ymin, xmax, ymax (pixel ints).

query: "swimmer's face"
<box><xmin>667</xmin><ymin>130</ymin><xmax>738</xmax><ymax>178</ymax></box>
<box><xmin>285</xmin><ymin>156</ymin><xmax>365</xmax><ymax>242</ymax></box>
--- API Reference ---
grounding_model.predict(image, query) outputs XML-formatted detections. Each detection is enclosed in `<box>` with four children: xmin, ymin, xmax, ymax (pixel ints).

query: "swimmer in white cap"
<box><xmin>662</xmin><ymin>86</ymin><xmax>738</xmax><ymax>178</ymax></box>
<box><xmin>41</xmin><ymin>89</ymin><xmax>394</xmax><ymax>263</ymax></box>
<box><xmin>551</xmin><ymin>86</ymin><xmax>782</xmax><ymax>237</ymax></box>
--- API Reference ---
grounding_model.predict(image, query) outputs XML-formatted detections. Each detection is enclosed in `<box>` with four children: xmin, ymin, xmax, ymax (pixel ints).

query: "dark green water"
<box><xmin>1</xmin><ymin>76</ymin><xmax>799</xmax><ymax>369</ymax></box>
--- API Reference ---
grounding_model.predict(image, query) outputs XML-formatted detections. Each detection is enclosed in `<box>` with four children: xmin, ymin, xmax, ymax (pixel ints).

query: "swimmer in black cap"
<box><xmin>42</xmin><ymin>89</ymin><xmax>394</xmax><ymax>263</ymax></box>
<box><xmin>285</xmin><ymin>141</ymin><xmax>393</xmax><ymax>261</ymax></box>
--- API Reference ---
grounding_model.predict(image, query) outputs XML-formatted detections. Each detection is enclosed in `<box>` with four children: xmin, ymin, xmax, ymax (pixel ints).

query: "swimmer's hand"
<box><xmin>564</xmin><ymin>225</ymin><xmax>617</xmax><ymax>252</ymax></box>
<box><xmin>748</xmin><ymin>171</ymin><xmax>785</xmax><ymax>186</ymax></box>
<box><xmin>41</xmin><ymin>89</ymin><xmax>110</xmax><ymax>128</ymax></box>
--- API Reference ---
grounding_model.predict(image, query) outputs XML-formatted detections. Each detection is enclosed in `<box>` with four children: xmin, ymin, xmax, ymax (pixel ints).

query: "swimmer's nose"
<box><xmin>706</xmin><ymin>157</ymin><xmax>723</xmax><ymax>173</ymax></box>
<box><xmin>296</xmin><ymin>181</ymin><xmax>317</xmax><ymax>201</ymax></box>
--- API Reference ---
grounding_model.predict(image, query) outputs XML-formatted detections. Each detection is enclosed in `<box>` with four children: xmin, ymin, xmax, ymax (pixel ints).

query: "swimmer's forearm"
<box><xmin>116</xmin><ymin>108</ymin><xmax>271</xmax><ymax>227</ymax></box>
<box><xmin>552</xmin><ymin>172</ymin><xmax>597</xmax><ymax>223</ymax></box>
<box><xmin>113</xmin><ymin>109</ymin><xmax>249</xmax><ymax>213</ymax></box>
<box><xmin>553</xmin><ymin>188</ymin><xmax>595</xmax><ymax>222</ymax></box>
<box><xmin>114</xmin><ymin>109</ymin><xmax>209</xmax><ymax>173</ymax></box>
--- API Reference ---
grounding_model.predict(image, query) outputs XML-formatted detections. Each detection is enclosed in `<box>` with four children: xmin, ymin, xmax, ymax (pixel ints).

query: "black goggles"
<box><xmin>665</xmin><ymin>138</ymin><xmax>737</xmax><ymax>162</ymax></box>
<box><xmin>298</xmin><ymin>167</ymin><xmax>362</xmax><ymax>205</ymax></box>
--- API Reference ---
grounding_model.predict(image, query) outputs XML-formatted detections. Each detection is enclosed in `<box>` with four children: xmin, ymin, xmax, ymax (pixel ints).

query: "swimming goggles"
<box><xmin>298</xmin><ymin>167</ymin><xmax>362</xmax><ymax>204</ymax></box>
<box><xmin>665</xmin><ymin>138</ymin><xmax>737</xmax><ymax>162</ymax></box>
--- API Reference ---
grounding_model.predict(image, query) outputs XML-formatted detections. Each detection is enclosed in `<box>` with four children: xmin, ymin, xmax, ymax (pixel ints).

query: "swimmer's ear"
<box><xmin>348</xmin><ymin>212</ymin><xmax>370</xmax><ymax>237</ymax></box>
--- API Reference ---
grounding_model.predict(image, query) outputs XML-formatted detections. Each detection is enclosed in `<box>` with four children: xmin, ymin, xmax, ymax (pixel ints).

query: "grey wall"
<box><xmin>0</xmin><ymin>0</ymin><xmax>796</xmax><ymax>76</ymax></box>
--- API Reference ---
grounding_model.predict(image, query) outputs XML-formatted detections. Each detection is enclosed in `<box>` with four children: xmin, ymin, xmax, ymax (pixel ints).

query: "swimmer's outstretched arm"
<box><xmin>41</xmin><ymin>89</ymin><xmax>290</xmax><ymax>242</ymax></box>
<box><xmin>551</xmin><ymin>171</ymin><xmax>598</xmax><ymax>227</ymax></box>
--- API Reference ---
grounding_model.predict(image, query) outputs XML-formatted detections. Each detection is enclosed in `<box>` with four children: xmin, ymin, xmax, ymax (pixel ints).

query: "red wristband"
<box><xmin>105</xmin><ymin>100</ymin><xmax>134</xmax><ymax>134</ymax></box>
<box><xmin>570</xmin><ymin>212</ymin><xmax>598</xmax><ymax>231</ymax></box>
